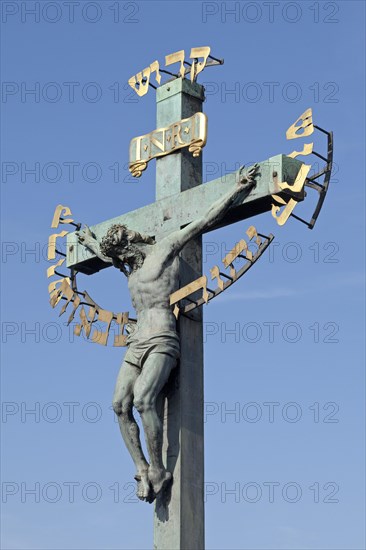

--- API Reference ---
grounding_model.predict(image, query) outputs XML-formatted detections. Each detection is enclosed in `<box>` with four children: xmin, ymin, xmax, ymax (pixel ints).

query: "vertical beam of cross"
<box><xmin>153</xmin><ymin>78</ymin><xmax>205</xmax><ymax>550</ymax></box>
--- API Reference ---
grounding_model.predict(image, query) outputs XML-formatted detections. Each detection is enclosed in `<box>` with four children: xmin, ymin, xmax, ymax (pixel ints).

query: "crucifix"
<box><xmin>49</xmin><ymin>48</ymin><xmax>333</xmax><ymax>550</ymax></box>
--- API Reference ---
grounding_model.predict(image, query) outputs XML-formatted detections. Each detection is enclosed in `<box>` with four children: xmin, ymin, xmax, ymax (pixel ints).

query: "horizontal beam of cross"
<box><xmin>66</xmin><ymin>154</ymin><xmax>304</xmax><ymax>274</ymax></box>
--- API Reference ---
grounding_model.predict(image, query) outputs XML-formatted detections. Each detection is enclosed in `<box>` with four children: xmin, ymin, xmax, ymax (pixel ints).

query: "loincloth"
<box><xmin>124</xmin><ymin>328</ymin><xmax>180</xmax><ymax>369</ymax></box>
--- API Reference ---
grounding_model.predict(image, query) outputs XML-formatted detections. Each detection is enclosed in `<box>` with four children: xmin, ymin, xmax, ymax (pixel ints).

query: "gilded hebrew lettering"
<box><xmin>128</xmin><ymin>66</ymin><xmax>152</xmax><ymax>97</ymax></box>
<box><xmin>127</xmin><ymin>45</ymin><xmax>219</xmax><ymax>97</ymax></box>
<box><xmin>128</xmin><ymin>58</ymin><xmax>166</xmax><ymax>96</ymax></box>
<box><xmin>91</xmin><ymin>309</ymin><xmax>114</xmax><ymax>346</ymax></box>
<box><xmin>47</xmin><ymin>258</ymin><xmax>65</xmax><ymax>278</ymax></box>
<box><xmin>48</xmin><ymin>231</ymin><xmax>68</xmax><ymax>260</ymax></box>
<box><xmin>128</xmin><ymin>60</ymin><xmax>162</xmax><ymax>97</ymax></box>
<box><xmin>48</xmin><ymin>277</ymin><xmax>67</xmax><ymax>297</ymax></box>
<box><xmin>48</xmin><ymin>277</ymin><xmax>71</xmax><ymax>308</ymax></box>
<box><xmin>67</xmin><ymin>293</ymin><xmax>81</xmax><ymax>325</ymax></box>
<box><xmin>170</xmin><ymin>276</ymin><xmax>209</xmax><ymax>318</ymax></box>
<box><xmin>74</xmin><ymin>306</ymin><xmax>93</xmax><ymax>338</ymax></box>
<box><xmin>210</xmin><ymin>265</ymin><xmax>225</xmax><ymax>291</ymax></box>
<box><xmin>271</xmin><ymin>194</ymin><xmax>286</xmax><ymax>206</ymax></box>
<box><xmin>223</xmin><ymin>239</ymin><xmax>252</xmax><ymax>267</ymax></box>
<box><xmin>271</xmin><ymin>197</ymin><xmax>299</xmax><ymax>226</ymax></box>
<box><xmin>279</xmin><ymin>164</ymin><xmax>311</xmax><ymax>193</ymax></box>
<box><xmin>51</xmin><ymin>205</ymin><xmax>73</xmax><ymax>228</ymax></box>
<box><xmin>58</xmin><ymin>279</ymin><xmax>75</xmax><ymax>316</ymax></box>
<box><xmin>83</xmin><ymin>291</ymin><xmax>98</xmax><ymax>323</ymax></box>
<box><xmin>286</xmin><ymin>108</ymin><xmax>314</xmax><ymax>140</ymax></box>
<box><xmin>288</xmin><ymin>143</ymin><xmax>313</xmax><ymax>159</ymax></box>
<box><xmin>114</xmin><ymin>312</ymin><xmax>129</xmax><ymax>347</ymax></box>
<box><xmin>165</xmin><ymin>50</ymin><xmax>186</xmax><ymax>79</ymax></box>
<box><xmin>223</xmin><ymin>239</ymin><xmax>250</xmax><ymax>278</ymax></box>
<box><xmin>246</xmin><ymin>226</ymin><xmax>262</xmax><ymax>247</ymax></box>
<box><xmin>149</xmin><ymin>60</ymin><xmax>161</xmax><ymax>85</ymax></box>
<box><xmin>190</xmin><ymin>46</ymin><xmax>210</xmax><ymax>81</ymax></box>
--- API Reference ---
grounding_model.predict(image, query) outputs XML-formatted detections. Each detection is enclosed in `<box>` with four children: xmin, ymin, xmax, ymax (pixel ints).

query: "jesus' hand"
<box><xmin>75</xmin><ymin>225</ymin><xmax>106</xmax><ymax>260</ymax></box>
<box><xmin>76</xmin><ymin>225</ymin><xmax>95</xmax><ymax>247</ymax></box>
<box><xmin>238</xmin><ymin>164</ymin><xmax>259</xmax><ymax>190</ymax></box>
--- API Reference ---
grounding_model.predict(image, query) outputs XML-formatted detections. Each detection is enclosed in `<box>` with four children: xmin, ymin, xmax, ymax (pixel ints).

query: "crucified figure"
<box><xmin>77</xmin><ymin>164</ymin><xmax>258</xmax><ymax>503</ymax></box>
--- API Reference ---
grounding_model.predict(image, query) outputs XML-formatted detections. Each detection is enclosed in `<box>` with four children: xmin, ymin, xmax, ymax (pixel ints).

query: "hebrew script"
<box><xmin>286</xmin><ymin>108</ymin><xmax>314</xmax><ymax>140</ymax></box>
<box><xmin>51</xmin><ymin>205</ymin><xmax>73</xmax><ymax>228</ymax></box>
<box><xmin>170</xmin><ymin>275</ymin><xmax>209</xmax><ymax>318</ymax></box>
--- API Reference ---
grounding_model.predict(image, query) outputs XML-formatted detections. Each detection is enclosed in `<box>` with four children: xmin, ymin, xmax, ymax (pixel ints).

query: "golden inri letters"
<box><xmin>129</xmin><ymin>112</ymin><xmax>207</xmax><ymax>177</ymax></box>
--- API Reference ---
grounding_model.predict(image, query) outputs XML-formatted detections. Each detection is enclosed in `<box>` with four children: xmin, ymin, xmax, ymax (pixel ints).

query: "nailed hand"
<box><xmin>238</xmin><ymin>163</ymin><xmax>259</xmax><ymax>189</ymax></box>
<box><xmin>76</xmin><ymin>225</ymin><xmax>94</xmax><ymax>246</ymax></box>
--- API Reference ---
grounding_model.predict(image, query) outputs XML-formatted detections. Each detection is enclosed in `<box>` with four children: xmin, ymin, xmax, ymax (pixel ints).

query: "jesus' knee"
<box><xmin>133</xmin><ymin>394</ymin><xmax>154</xmax><ymax>415</ymax></box>
<box><xmin>112</xmin><ymin>398</ymin><xmax>132</xmax><ymax>418</ymax></box>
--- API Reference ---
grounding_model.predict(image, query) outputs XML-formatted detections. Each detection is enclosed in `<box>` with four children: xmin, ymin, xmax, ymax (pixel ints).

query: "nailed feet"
<box><xmin>135</xmin><ymin>470</ymin><xmax>153</xmax><ymax>503</ymax></box>
<box><xmin>134</xmin><ymin>468</ymin><xmax>172</xmax><ymax>503</ymax></box>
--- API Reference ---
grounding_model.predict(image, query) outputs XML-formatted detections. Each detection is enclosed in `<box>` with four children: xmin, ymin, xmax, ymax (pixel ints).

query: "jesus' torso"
<box><xmin>127</xmin><ymin>245</ymin><xmax>179</xmax><ymax>336</ymax></box>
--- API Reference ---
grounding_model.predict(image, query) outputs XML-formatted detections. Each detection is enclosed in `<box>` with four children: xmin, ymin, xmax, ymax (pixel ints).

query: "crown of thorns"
<box><xmin>100</xmin><ymin>224</ymin><xmax>128</xmax><ymax>256</ymax></box>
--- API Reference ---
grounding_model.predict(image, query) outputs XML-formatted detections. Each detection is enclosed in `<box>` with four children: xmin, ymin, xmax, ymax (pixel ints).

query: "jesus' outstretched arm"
<box><xmin>76</xmin><ymin>225</ymin><xmax>113</xmax><ymax>264</ymax></box>
<box><xmin>161</xmin><ymin>163</ymin><xmax>259</xmax><ymax>258</ymax></box>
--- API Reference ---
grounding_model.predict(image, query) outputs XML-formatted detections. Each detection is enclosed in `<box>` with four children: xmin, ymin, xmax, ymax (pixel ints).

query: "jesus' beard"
<box><xmin>100</xmin><ymin>241</ymin><xmax>145</xmax><ymax>274</ymax></box>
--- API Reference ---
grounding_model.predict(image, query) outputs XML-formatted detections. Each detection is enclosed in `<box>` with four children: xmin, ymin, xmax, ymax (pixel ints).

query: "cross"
<box><xmin>66</xmin><ymin>77</ymin><xmax>305</xmax><ymax>550</ymax></box>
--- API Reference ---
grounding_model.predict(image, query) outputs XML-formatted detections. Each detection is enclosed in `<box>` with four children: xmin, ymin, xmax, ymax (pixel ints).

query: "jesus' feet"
<box><xmin>134</xmin><ymin>470</ymin><xmax>153</xmax><ymax>503</ymax></box>
<box><xmin>148</xmin><ymin>468</ymin><xmax>172</xmax><ymax>498</ymax></box>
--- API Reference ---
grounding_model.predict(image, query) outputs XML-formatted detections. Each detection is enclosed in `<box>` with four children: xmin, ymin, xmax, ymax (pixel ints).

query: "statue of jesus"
<box><xmin>77</xmin><ymin>164</ymin><xmax>258</xmax><ymax>503</ymax></box>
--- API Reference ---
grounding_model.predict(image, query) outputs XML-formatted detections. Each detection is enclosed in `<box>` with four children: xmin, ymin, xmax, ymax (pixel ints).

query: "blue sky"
<box><xmin>1</xmin><ymin>1</ymin><xmax>365</xmax><ymax>549</ymax></box>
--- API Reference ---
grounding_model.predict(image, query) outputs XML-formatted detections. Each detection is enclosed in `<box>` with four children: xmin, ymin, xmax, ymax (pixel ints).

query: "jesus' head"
<box><xmin>100</xmin><ymin>224</ymin><xmax>146</xmax><ymax>273</ymax></box>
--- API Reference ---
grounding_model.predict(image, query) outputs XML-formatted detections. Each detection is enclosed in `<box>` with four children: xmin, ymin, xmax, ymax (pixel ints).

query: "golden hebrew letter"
<box><xmin>190</xmin><ymin>46</ymin><xmax>210</xmax><ymax>81</ymax></box>
<box><xmin>48</xmin><ymin>277</ymin><xmax>71</xmax><ymax>308</ymax></box>
<box><xmin>87</xmin><ymin>306</ymin><xmax>97</xmax><ymax>324</ymax></box>
<box><xmin>246</xmin><ymin>226</ymin><xmax>262</xmax><ymax>247</ymax></box>
<box><xmin>82</xmin><ymin>291</ymin><xmax>98</xmax><ymax>323</ymax></box>
<box><xmin>47</xmin><ymin>258</ymin><xmax>65</xmax><ymax>278</ymax></box>
<box><xmin>170</xmin><ymin>276</ymin><xmax>209</xmax><ymax>318</ymax></box>
<box><xmin>48</xmin><ymin>277</ymin><xmax>66</xmax><ymax>296</ymax></box>
<box><xmin>58</xmin><ymin>279</ymin><xmax>75</xmax><ymax>316</ymax></box>
<box><xmin>271</xmin><ymin>198</ymin><xmax>299</xmax><ymax>226</ymax></box>
<box><xmin>128</xmin><ymin>66</ymin><xmax>151</xmax><ymax>97</ymax></box>
<box><xmin>91</xmin><ymin>309</ymin><xmax>114</xmax><ymax>346</ymax></box>
<box><xmin>51</xmin><ymin>205</ymin><xmax>73</xmax><ymax>228</ymax></box>
<box><xmin>128</xmin><ymin>60</ymin><xmax>161</xmax><ymax>97</ymax></box>
<box><xmin>67</xmin><ymin>293</ymin><xmax>81</xmax><ymax>325</ymax></box>
<box><xmin>48</xmin><ymin>231</ymin><xmax>68</xmax><ymax>260</ymax></box>
<box><xmin>114</xmin><ymin>312</ymin><xmax>129</xmax><ymax>347</ymax></box>
<box><xmin>222</xmin><ymin>240</ymin><xmax>251</xmax><ymax>278</ymax></box>
<box><xmin>86</xmin><ymin>306</ymin><xmax>97</xmax><ymax>333</ymax></box>
<box><xmin>80</xmin><ymin>306</ymin><xmax>92</xmax><ymax>337</ymax></box>
<box><xmin>286</xmin><ymin>108</ymin><xmax>314</xmax><ymax>140</ymax></box>
<box><xmin>149</xmin><ymin>60</ymin><xmax>161</xmax><ymax>85</ymax></box>
<box><xmin>288</xmin><ymin>143</ymin><xmax>313</xmax><ymax>159</ymax></box>
<box><xmin>74</xmin><ymin>307</ymin><xmax>84</xmax><ymax>337</ymax></box>
<box><xmin>272</xmin><ymin>194</ymin><xmax>286</xmax><ymax>205</ymax></box>
<box><xmin>223</xmin><ymin>239</ymin><xmax>252</xmax><ymax>267</ymax></box>
<box><xmin>74</xmin><ymin>306</ymin><xmax>93</xmax><ymax>338</ymax></box>
<box><xmin>210</xmin><ymin>265</ymin><xmax>225</xmax><ymax>291</ymax></box>
<box><xmin>165</xmin><ymin>50</ymin><xmax>186</xmax><ymax>79</ymax></box>
<box><xmin>279</xmin><ymin>164</ymin><xmax>311</xmax><ymax>193</ymax></box>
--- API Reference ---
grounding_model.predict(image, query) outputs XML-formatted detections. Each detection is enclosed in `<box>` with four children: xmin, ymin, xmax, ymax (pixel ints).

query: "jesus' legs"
<box><xmin>133</xmin><ymin>352</ymin><xmax>177</xmax><ymax>497</ymax></box>
<box><xmin>112</xmin><ymin>361</ymin><xmax>150</xmax><ymax>500</ymax></box>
